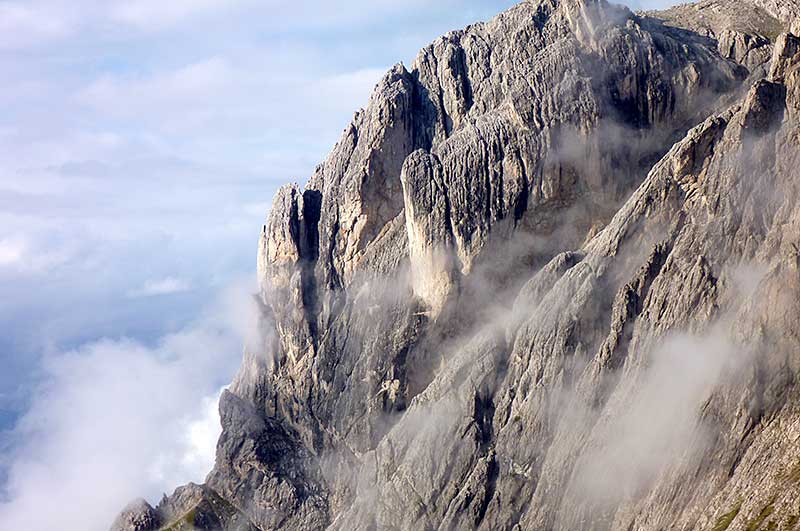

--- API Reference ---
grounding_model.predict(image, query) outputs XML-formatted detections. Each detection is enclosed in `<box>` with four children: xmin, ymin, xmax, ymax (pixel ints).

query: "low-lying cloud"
<box><xmin>573</xmin><ymin>329</ymin><xmax>749</xmax><ymax>506</ymax></box>
<box><xmin>0</xmin><ymin>279</ymin><xmax>260</xmax><ymax>531</ymax></box>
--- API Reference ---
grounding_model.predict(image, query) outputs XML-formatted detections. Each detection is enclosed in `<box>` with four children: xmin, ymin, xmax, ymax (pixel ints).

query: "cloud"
<box><xmin>0</xmin><ymin>238</ymin><xmax>25</xmax><ymax>267</ymax></box>
<box><xmin>74</xmin><ymin>56</ymin><xmax>385</xmax><ymax>147</ymax></box>
<box><xmin>179</xmin><ymin>389</ymin><xmax>224</xmax><ymax>477</ymax></box>
<box><xmin>127</xmin><ymin>277</ymin><xmax>193</xmax><ymax>298</ymax></box>
<box><xmin>0</xmin><ymin>280</ymin><xmax>259</xmax><ymax>531</ymax></box>
<box><xmin>108</xmin><ymin>0</ymin><xmax>238</xmax><ymax>31</ymax></box>
<box><xmin>573</xmin><ymin>329</ymin><xmax>749</xmax><ymax>505</ymax></box>
<box><xmin>0</xmin><ymin>235</ymin><xmax>73</xmax><ymax>275</ymax></box>
<box><xmin>0</xmin><ymin>3</ymin><xmax>73</xmax><ymax>50</ymax></box>
<box><xmin>79</xmin><ymin>57</ymin><xmax>235</xmax><ymax>118</ymax></box>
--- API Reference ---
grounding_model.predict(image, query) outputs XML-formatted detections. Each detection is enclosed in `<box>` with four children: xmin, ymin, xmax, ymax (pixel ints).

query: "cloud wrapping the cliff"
<box><xmin>0</xmin><ymin>279</ymin><xmax>260</xmax><ymax>531</ymax></box>
<box><xmin>572</xmin><ymin>330</ymin><xmax>748</xmax><ymax>505</ymax></box>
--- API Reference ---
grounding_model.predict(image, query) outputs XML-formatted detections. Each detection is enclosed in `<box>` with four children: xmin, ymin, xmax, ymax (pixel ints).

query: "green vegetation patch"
<box><xmin>160</xmin><ymin>506</ymin><xmax>198</xmax><ymax>531</ymax></box>
<box><xmin>787</xmin><ymin>460</ymin><xmax>800</xmax><ymax>484</ymax></box>
<box><xmin>745</xmin><ymin>501</ymin><xmax>775</xmax><ymax>531</ymax></box>
<box><xmin>711</xmin><ymin>501</ymin><xmax>742</xmax><ymax>531</ymax></box>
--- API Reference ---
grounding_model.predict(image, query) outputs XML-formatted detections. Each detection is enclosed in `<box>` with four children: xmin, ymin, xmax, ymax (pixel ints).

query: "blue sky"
<box><xmin>0</xmin><ymin>0</ymin><xmax>677</xmax><ymax>529</ymax></box>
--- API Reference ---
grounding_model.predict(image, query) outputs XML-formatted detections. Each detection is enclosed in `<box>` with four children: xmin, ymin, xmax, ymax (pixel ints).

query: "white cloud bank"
<box><xmin>0</xmin><ymin>279</ymin><xmax>260</xmax><ymax>531</ymax></box>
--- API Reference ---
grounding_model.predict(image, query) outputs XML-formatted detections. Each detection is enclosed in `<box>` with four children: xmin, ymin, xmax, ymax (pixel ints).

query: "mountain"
<box><xmin>112</xmin><ymin>0</ymin><xmax>800</xmax><ymax>529</ymax></box>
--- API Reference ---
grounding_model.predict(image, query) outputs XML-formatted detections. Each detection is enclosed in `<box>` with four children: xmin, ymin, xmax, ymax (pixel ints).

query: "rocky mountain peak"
<box><xmin>114</xmin><ymin>0</ymin><xmax>800</xmax><ymax>529</ymax></box>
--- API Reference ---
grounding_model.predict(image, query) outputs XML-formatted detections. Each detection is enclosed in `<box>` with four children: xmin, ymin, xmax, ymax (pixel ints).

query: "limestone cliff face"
<box><xmin>114</xmin><ymin>0</ymin><xmax>800</xmax><ymax>530</ymax></box>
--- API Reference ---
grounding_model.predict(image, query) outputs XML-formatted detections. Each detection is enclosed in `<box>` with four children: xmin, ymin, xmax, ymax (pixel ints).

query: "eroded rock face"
<box><xmin>400</xmin><ymin>150</ymin><xmax>458</xmax><ymax>314</ymax></box>
<box><xmin>111</xmin><ymin>500</ymin><xmax>160</xmax><ymax>531</ymax></box>
<box><xmin>114</xmin><ymin>0</ymin><xmax>800</xmax><ymax>530</ymax></box>
<box><xmin>111</xmin><ymin>484</ymin><xmax>259</xmax><ymax>531</ymax></box>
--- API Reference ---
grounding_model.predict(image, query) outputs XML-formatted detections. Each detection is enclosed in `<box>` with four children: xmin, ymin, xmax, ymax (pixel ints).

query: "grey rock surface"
<box><xmin>111</xmin><ymin>499</ymin><xmax>161</xmax><ymax>531</ymax></box>
<box><xmin>114</xmin><ymin>0</ymin><xmax>800</xmax><ymax>529</ymax></box>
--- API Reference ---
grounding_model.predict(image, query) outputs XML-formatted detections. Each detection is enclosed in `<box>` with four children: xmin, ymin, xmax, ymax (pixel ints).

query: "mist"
<box><xmin>0</xmin><ymin>279</ymin><xmax>261</xmax><ymax>531</ymax></box>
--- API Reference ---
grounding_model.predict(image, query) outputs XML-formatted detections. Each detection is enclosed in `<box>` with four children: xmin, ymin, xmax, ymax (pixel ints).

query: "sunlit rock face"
<box><xmin>114</xmin><ymin>0</ymin><xmax>800</xmax><ymax>529</ymax></box>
